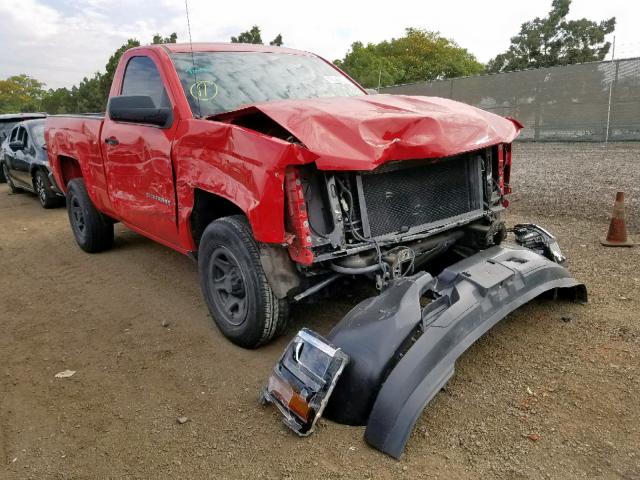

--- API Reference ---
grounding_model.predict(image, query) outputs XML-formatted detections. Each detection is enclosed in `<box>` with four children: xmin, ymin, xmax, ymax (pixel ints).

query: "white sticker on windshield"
<box><xmin>324</xmin><ymin>75</ymin><xmax>351</xmax><ymax>85</ymax></box>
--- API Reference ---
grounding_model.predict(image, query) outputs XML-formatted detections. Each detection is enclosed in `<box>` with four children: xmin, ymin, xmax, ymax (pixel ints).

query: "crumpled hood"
<box><xmin>211</xmin><ymin>94</ymin><xmax>522</xmax><ymax>171</ymax></box>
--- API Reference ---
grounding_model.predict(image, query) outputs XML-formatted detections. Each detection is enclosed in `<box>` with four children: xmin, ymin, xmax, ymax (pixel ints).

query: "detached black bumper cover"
<box><xmin>263</xmin><ymin>243</ymin><xmax>586</xmax><ymax>458</ymax></box>
<box><xmin>326</xmin><ymin>244</ymin><xmax>586</xmax><ymax>458</ymax></box>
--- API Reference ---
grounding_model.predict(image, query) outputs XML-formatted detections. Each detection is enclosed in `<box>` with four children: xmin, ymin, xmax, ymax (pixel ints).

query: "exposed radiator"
<box><xmin>358</xmin><ymin>154</ymin><xmax>483</xmax><ymax>238</ymax></box>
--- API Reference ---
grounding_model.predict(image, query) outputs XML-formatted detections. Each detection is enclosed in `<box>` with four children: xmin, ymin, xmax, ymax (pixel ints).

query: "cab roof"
<box><xmin>148</xmin><ymin>42</ymin><xmax>313</xmax><ymax>56</ymax></box>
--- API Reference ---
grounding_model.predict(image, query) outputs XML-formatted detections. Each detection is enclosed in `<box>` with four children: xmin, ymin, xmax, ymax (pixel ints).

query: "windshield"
<box><xmin>171</xmin><ymin>52</ymin><xmax>364</xmax><ymax>117</ymax></box>
<box><xmin>32</xmin><ymin>124</ymin><xmax>45</xmax><ymax>147</ymax></box>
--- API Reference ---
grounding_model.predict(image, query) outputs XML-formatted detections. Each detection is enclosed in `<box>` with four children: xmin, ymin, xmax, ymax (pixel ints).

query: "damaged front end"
<box><xmin>262</xmin><ymin>227</ymin><xmax>586</xmax><ymax>457</ymax></box>
<box><xmin>281</xmin><ymin>143</ymin><xmax>513</xmax><ymax>296</ymax></box>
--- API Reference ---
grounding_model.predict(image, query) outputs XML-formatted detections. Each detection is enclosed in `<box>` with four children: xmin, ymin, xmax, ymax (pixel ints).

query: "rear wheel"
<box><xmin>0</xmin><ymin>163</ymin><xmax>5</xmax><ymax>183</ymax></box>
<box><xmin>2</xmin><ymin>163</ymin><xmax>20</xmax><ymax>193</ymax></box>
<box><xmin>198</xmin><ymin>215</ymin><xmax>289</xmax><ymax>348</ymax></box>
<box><xmin>34</xmin><ymin>170</ymin><xmax>60</xmax><ymax>209</ymax></box>
<box><xmin>66</xmin><ymin>178</ymin><xmax>114</xmax><ymax>253</ymax></box>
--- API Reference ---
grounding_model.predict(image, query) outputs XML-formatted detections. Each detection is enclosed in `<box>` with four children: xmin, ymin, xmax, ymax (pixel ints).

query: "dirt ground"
<box><xmin>1</xmin><ymin>142</ymin><xmax>639</xmax><ymax>479</ymax></box>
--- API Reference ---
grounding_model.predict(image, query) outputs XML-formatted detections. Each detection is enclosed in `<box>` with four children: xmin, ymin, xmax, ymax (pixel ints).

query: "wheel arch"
<box><xmin>30</xmin><ymin>164</ymin><xmax>49</xmax><ymax>182</ymax></box>
<box><xmin>189</xmin><ymin>188</ymin><xmax>301</xmax><ymax>300</ymax></box>
<box><xmin>56</xmin><ymin>155</ymin><xmax>83</xmax><ymax>191</ymax></box>
<box><xmin>189</xmin><ymin>188</ymin><xmax>246</xmax><ymax>248</ymax></box>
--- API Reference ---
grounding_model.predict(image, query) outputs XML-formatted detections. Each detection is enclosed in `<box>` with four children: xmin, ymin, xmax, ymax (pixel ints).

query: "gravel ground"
<box><xmin>509</xmin><ymin>142</ymin><xmax>640</xmax><ymax>232</ymax></box>
<box><xmin>1</xmin><ymin>142</ymin><xmax>639</xmax><ymax>479</ymax></box>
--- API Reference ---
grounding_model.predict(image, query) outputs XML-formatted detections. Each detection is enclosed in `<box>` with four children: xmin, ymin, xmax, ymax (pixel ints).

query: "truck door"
<box><xmin>101</xmin><ymin>55</ymin><xmax>180</xmax><ymax>246</ymax></box>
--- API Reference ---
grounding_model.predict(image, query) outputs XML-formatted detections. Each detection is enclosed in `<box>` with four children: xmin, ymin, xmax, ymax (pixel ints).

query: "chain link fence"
<box><xmin>381</xmin><ymin>58</ymin><xmax>640</xmax><ymax>142</ymax></box>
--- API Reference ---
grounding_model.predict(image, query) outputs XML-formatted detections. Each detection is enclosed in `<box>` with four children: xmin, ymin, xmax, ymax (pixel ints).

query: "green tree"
<box><xmin>75</xmin><ymin>74</ymin><xmax>104</xmax><ymax>112</ymax></box>
<box><xmin>269</xmin><ymin>34</ymin><xmax>283</xmax><ymax>47</ymax></box>
<box><xmin>231</xmin><ymin>26</ymin><xmax>283</xmax><ymax>46</ymax></box>
<box><xmin>41</xmin><ymin>87</ymin><xmax>75</xmax><ymax>114</ymax></box>
<box><xmin>152</xmin><ymin>32</ymin><xmax>178</xmax><ymax>44</ymax></box>
<box><xmin>1</xmin><ymin>32</ymin><xmax>179</xmax><ymax>114</ymax></box>
<box><xmin>334</xmin><ymin>42</ymin><xmax>403</xmax><ymax>88</ymax></box>
<box><xmin>335</xmin><ymin>28</ymin><xmax>484</xmax><ymax>88</ymax></box>
<box><xmin>487</xmin><ymin>0</ymin><xmax>615</xmax><ymax>73</ymax></box>
<box><xmin>0</xmin><ymin>74</ymin><xmax>46</xmax><ymax>113</ymax></box>
<box><xmin>231</xmin><ymin>25</ymin><xmax>263</xmax><ymax>44</ymax></box>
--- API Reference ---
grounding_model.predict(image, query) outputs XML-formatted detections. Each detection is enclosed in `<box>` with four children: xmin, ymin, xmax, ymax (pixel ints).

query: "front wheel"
<box><xmin>66</xmin><ymin>178</ymin><xmax>114</xmax><ymax>253</ymax></box>
<box><xmin>198</xmin><ymin>215</ymin><xmax>289</xmax><ymax>348</ymax></box>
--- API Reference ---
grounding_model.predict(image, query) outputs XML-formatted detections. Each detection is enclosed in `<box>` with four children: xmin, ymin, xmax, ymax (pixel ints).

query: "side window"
<box><xmin>22</xmin><ymin>127</ymin><xmax>30</xmax><ymax>147</ymax></box>
<box><xmin>121</xmin><ymin>56</ymin><xmax>170</xmax><ymax>108</ymax></box>
<box><xmin>9</xmin><ymin>127</ymin><xmax>18</xmax><ymax>142</ymax></box>
<box><xmin>18</xmin><ymin>127</ymin><xmax>27</xmax><ymax>146</ymax></box>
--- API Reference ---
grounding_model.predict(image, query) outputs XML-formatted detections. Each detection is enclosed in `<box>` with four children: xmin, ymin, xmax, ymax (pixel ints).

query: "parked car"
<box><xmin>0</xmin><ymin>113</ymin><xmax>47</xmax><ymax>183</ymax></box>
<box><xmin>46</xmin><ymin>43</ymin><xmax>563</xmax><ymax>350</ymax></box>
<box><xmin>2</xmin><ymin>118</ymin><xmax>64</xmax><ymax>208</ymax></box>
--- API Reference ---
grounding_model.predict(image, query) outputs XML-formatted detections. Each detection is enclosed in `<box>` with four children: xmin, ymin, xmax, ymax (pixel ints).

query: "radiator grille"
<box><xmin>360</xmin><ymin>155</ymin><xmax>483</xmax><ymax>237</ymax></box>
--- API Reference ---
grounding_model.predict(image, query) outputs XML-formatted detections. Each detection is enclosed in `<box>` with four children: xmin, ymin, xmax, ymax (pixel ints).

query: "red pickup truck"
<box><xmin>46</xmin><ymin>42</ymin><xmax>523</xmax><ymax>348</ymax></box>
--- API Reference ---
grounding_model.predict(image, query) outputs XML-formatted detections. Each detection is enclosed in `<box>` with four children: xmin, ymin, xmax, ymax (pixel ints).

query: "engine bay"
<box><xmin>286</xmin><ymin>145</ymin><xmax>511</xmax><ymax>289</ymax></box>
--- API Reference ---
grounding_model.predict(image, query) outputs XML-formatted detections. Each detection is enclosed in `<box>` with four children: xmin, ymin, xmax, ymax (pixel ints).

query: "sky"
<box><xmin>1</xmin><ymin>0</ymin><xmax>638</xmax><ymax>90</ymax></box>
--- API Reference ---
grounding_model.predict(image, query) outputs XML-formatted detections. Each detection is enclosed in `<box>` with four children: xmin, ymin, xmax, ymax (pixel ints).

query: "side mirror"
<box><xmin>108</xmin><ymin>95</ymin><xmax>172</xmax><ymax>128</ymax></box>
<box><xmin>9</xmin><ymin>140</ymin><xmax>24</xmax><ymax>151</ymax></box>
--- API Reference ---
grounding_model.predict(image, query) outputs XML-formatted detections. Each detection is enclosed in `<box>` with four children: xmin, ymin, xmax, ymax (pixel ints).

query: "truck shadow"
<box><xmin>287</xmin><ymin>279</ymin><xmax>376</xmax><ymax>336</ymax></box>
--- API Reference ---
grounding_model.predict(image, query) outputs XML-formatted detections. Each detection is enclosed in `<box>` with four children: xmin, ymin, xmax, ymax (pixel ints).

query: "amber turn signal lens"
<box><xmin>288</xmin><ymin>393</ymin><xmax>314</xmax><ymax>423</ymax></box>
<box><xmin>267</xmin><ymin>374</ymin><xmax>314</xmax><ymax>422</ymax></box>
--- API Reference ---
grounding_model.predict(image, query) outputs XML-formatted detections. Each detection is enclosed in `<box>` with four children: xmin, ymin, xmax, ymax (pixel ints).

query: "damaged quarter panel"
<box><xmin>47</xmin><ymin>115</ymin><xmax>117</xmax><ymax>217</ymax></box>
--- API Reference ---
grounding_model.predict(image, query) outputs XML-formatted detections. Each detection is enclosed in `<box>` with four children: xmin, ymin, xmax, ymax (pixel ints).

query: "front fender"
<box><xmin>173</xmin><ymin>118</ymin><xmax>314</xmax><ymax>246</ymax></box>
<box><xmin>326</xmin><ymin>245</ymin><xmax>586</xmax><ymax>458</ymax></box>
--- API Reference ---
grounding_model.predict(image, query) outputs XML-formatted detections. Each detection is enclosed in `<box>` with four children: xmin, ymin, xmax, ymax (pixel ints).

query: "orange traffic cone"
<box><xmin>601</xmin><ymin>192</ymin><xmax>635</xmax><ymax>247</ymax></box>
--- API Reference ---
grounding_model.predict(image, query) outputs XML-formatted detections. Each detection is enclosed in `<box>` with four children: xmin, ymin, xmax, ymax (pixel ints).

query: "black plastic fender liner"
<box><xmin>323</xmin><ymin>273</ymin><xmax>437</xmax><ymax>425</ymax></box>
<box><xmin>327</xmin><ymin>245</ymin><xmax>587</xmax><ymax>458</ymax></box>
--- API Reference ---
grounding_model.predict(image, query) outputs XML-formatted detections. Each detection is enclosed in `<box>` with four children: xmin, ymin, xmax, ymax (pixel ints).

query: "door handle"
<box><xmin>104</xmin><ymin>136</ymin><xmax>119</xmax><ymax>146</ymax></box>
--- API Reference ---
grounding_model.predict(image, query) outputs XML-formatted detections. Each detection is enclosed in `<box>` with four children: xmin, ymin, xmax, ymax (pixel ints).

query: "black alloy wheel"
<box><xmin>207</xmin><ymin>247</ymin><xmax>249</xmax><ymax>326</ymax></box>
<box><xmin>198</xmin><ymin>215</ymin><xmax>289</xmax><ymax>348</ymax></box>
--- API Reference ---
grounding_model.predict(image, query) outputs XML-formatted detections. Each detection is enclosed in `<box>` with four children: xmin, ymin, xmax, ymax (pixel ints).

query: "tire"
<box><xmin>2</xmin><ymin>163</ymin><xmax>20</xmax><ymax>194</ymax></box>
<box><xmin>0</xmin><ymin>162</ymin><xmax>5</xmax><ymax>183</ymax></box>
<box><xmin>66</xmin><ymin>178</ymin><xmax>114</xmax><ymax>253</ymax></box>
<box><xmin>34</xmin><ymin>169</ymin><xmax>60</xmax><ymax>209</ymax></box>
<box><xmin>198</xmin><ymin>215</ymin><xmax>289</xmax><ymax>348</ymax></box>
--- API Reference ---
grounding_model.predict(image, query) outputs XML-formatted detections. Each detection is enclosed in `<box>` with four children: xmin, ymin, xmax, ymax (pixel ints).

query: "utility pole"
<box><xmin>377</xmin><ymin>68</ymin><xmax>382</xmax><ymax>93</ymax></box>
<box><xmin>605</xmin><ymin>35</ymin><xmax>616</xmax><ymax>144</ymax></box>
